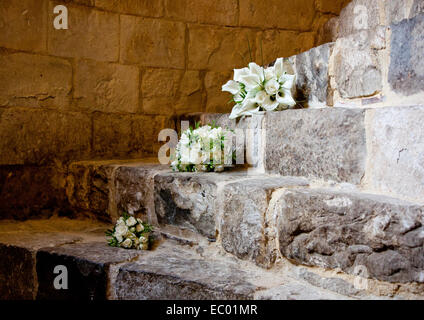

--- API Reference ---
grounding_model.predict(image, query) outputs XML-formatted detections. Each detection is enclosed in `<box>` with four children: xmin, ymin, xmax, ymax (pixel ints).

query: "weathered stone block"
<box><xmin>36</xmin><ymin>242</ymin><xmax>140</xmax><ymax>300</ymax></box>
<box><xmin>115</xmin><ymin>246</ymin><xmax>257</xmax><ymax>299</ymax></box>
<box><xmin>389</xmin><ymin>13</ymin><xmax>424</xmax><ymax>96</ymax></box>
<box><xmin>221</xmin><ymin>177</ymin><xmax>308</xmax><ymax>267</ymax></box>
<box><xmin>385</xmin><ymin>0</ymin><xmax>424</xmax><ymax>25</ymax></box>
<box><xmin>66</xmin><ymin>161</ymin><xmax>116</xmax><ymax>221</ymax></box>
<box><xmin>154</xmin><ymin>171</ymin><xmax>252</xmax><ymax>239</ymax></box>
<box><xmin>330</xmin><ymin>29</ymin><xmax>384</xmax><ymax>99</ymax></box>
<box><xmin>257</xmin><ymin>30</ymin><xmax>315</xmax><ymax>65</ymax></box>
<box><xmin>92</xmin><ymin>113</ymin><xmax>146</xmax><ymax>158</ymax></box>
<box><xmin>277</xmin><ymin>188</ymin><xmax>424</xmax><ymax>283</ymax></box>
<box><xmin>74</xmin><ymin>60</ymin><xmax>139</xmax><ymax>113</ymax></box>
<box><xmin>188</xmin><ymin>25</ymin><xmax>257</xmax><ymax>71</ymax></box>
<box><xmin>0</xmin><ymin>52</ymin><xmax>72</xmax><ymax>109</ymax></box>
<box><xmin>265</xmin><ymin>108</ymin><xmax>367</xmax><ymax>184</ymax></box>
<box><xmin>120</xmin><ymin>15</ymin><xmax>185</xmax><ymax>68</ymax></box>
<box><xmin>174</xmin><ymin>70</ymin><xmax>203</xmax><ymax>115</ymax></box>
<box><xmin>337</xmin><ymin>0</ymin><xmax>382</xmax><ymax>37</ymax></box>
<box><xmin>239</xmin><ymin>0</ymin><xmax>316</xmax><ymax>31</ymax></box>
<box><xmin>0</xmin><ymin>0</ymin><xmax>47</xmax><ymax>52</ymax></box>
<box><xmin>95</xmin><ymin>0</ymin><xmax>164</xmax><ymax>17</ymax></box>
<box><xmin>0</xmin><ymin>108</ymin><xmax>91</xmax><ymax>165</ymax></box>
<box><xmin>48</xmin><ymin>2</ymin><xmax>119</xmax><ymax>61</ymax></box>
<box><xmin>368</xmin><ymin>106</ymin><xmax>424</xmax><ymax>201</ymax></box>
<box><xmin>115</xmin><ymin>163</ymin><xmax>168</xmax><ymax>225</ymax></box>
<box><xmin>165</xmin><ymin>0</ymin><xmax>238</xmax><ymax>25</ymax></box>
<box><xmin>316</xmin><ymin>0</ymin><xmax>349</xmax><ymax>14</ymax></box>
<box><xmin>293</xmin><ymin>43</ymin><xmax>334</xmax><ymax>107</ymax></box>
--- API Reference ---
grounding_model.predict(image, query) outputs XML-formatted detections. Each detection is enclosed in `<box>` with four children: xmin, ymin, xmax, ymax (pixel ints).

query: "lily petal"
<box><xmin>222</xmin><ymin>80</ymin><xmax>240</xmax><ymax>95</ymax></box>
<box><xmin>248</xmin><ymin>62</ymin><xmax>265</xmax><ymax>83</ymax></box>
<box><xmin>277</xmin><ymin>89</ymin><xmax>296</xmax><ymax>107</ymax></box>
<box><xmin>280</xmin><ymin>74</ymin><xmax>295</xmax><ymax>90</ymax></box>
<box><xmin>234</xmin><ymin>67</ymin><xmax>250</xmax><ymax>82</ymax></box>
<box><xmin>274</xmin><ymin>58</ymin><xmax>284</xmax><ymax>78</ymax></box>
<box><xmin>239</xmin><ymin>74</ymin><xmax>261</xmax><ymax>90</ymax></box>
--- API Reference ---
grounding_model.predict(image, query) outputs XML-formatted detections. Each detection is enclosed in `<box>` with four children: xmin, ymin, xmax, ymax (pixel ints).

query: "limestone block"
<box><xmin>265</xmin><ymin>108</ymin><xmax>367</xmax><ymax>184</ymax></box>
<box><xmin>0</xmin><ymin>108</ymin><xmax>91</xmax><ymax>165</ymax></box>
<box><xmin>330</xmin><ymin>29</ymin><xmax>385</xmax><ymax>99</ymax></box>
<box><xmin>48</xmin><ymin>2</ymin><xmax>119</xmax><ymax>61</ymax></box>
<box><xmin>154</xmin><ymin>171</ymin><xmax>251</xmax><ymax>239</ymax></box>
<box><xmin>74</xmin><ymin>60</ymin><xmax>139</xmax><ymax>113</ymax></box>
<box><xmin>368</xmin><ymin>106</ymin><xmax>424</xmax><ymax>201</ymax></box>
<box><xmin>385</xmin><ymin>0</ymin><xmax>424</xmax><ymax>25</ymax></box>
<box><xmin>0</xmin><ymin>52</ymin><xmax>72</xmax><ymax>109</ymax></box>
<box><xmin>95</xmin><ymin>0</ymin><xmax>164</xmax><ymax>17</ymax></box>
<box><xmin>115</xmin><ymin>246</ymin><xmax>258</xmax><ymax>299</ymax></box>
<box><xmin>174</xmin><ymin>71</ymin><xmax>203</xmax><ymax>116</ymax></box>
<box><xmin>277</xmin><ymin>188</ymin><xmax>424</xmax><ymax>283</ymax></box>
<box><xmin>165</xmin><ymin>0</ymin><xmax>237</xmax><ymax>25</ymax></box>
<box><xmin>338</xmin><ymin>0</ymin><xmax>382</xmax><ymax>37</ymax></box>
<box><xmin>0</xmin><ymin>0</ymin><xmax>47</xmax><ymax>52</ymax></box>
<box><xmin>92</xmin><ymin>113</ymin><xmax>150</xmax><ymax>158</ymax></box>
<box><xmin>205</xmin><ymin>71</ymin><xmax>233</xmax><ymax>114</ymax></box>
<box><xmin>188</xmin><ymin>25</ymin><xmax>257</xmax><ymax>71</ymax></box>
<box><xmin>221</xmin><ymin>177</ymin><xmax>309</xmax><ymax>268</ymax></box>
<box><xmin>257</xmin><ymin>30</ymin><xmax>316</xmax><ymax>65</ymax></box>
<box><xmin>36</xmin><ymin>242</ymin><xmax>140</xmax><ymax>300</ymax></box>
<box><xmin>115</xmin><ymin>164</ymin><xmax>168</xmax><ymax>225</ymax></box>
<box><xmin>120</xmin><ymin>15</ymin><xmax>185</xmax><ymax>68</ymax></box>
<box><xmin>316</xmin><ymin>0</ymin><xmax>349</xmax><ymax>14</ymax></box>
<box><xmin>293</xmin><ymin>43</ymin><xmax>334</xmax><ymax>107</ymax></box>
<box><xmin>239</xmin><ymin>0</ymin><xmax>316</xmax><ymax>31</ymax></box>
<box><xmin>388</xmin><ymin>13</ymin><xmax>424</xmax><ymax>96</ymax></box>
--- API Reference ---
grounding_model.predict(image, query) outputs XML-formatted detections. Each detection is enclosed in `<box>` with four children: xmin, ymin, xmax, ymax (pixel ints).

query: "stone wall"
<box><xmin>0</xmin><ymin>0</ymin><xmax>349</xmax><ymax>219</ymax></box>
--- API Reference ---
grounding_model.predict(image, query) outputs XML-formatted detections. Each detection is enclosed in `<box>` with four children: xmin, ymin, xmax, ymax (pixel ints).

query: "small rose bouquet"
<box><xmin>106</xmin><ymin>213</ymin><xmax>154</xmax><ymax>250</ymax></box>
<box><xmin>171</xmin><ymin>123</ymin><xmax>234</xmax><ymax>173</ymax></box>
<box><xmin>222</xmin><ymin>58</ymin><xmax>296</xmax><ymax>119</ymax></box>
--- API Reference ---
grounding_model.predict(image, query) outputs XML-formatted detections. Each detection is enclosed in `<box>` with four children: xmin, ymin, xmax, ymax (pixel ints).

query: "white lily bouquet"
<box><xmin>222</xmin><ymin>58</ymin><xmax>296</xmax><ymax>119</ymax></box>
<box><xmin>106</xmin><ymin>213</ymin><xmax>154</xmax><ymax>250</ymax></box>
<box><xmin>171</xmin><ymin>123</ymin><xmax>233</xmax><ymax>173</ymax></box>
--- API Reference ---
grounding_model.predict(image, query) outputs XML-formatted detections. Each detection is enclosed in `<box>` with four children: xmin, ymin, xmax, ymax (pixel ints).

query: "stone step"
<box><xmin>0</xmin><ymin>218</ymin><xmax>369</xmax><ymax>300</ymax></box>
<box><xmin>197</xmin><ymin>104</ymin><xmax>424</xmax><ymax>202</ymax></box>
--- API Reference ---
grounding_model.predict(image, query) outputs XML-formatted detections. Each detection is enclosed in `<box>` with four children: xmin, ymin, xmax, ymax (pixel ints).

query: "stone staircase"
<box><xmin>1</xmin><ymin>0</ymin><xmax>424</xmax><ymax>300</ymax></box>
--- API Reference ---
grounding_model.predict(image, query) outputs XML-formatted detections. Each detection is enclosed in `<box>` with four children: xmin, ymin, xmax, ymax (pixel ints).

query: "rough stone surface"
<box><xmin>36</xmin><ymin>242</ymin><xmax>140</xmax><ymax>300</ymax></box>
<box><xmin>0</xmin><ymin>52</ymin><xmax>72</xmax><ymax>109</ymax></box>
<box><xmin>293</xmin><ymin>43</ymin><xmax>333</xmax><ymax>107</ymax></box>
<box><xmin>276</xmin><ymin>188</ymin><xmax>424</xmax><ymax>283</ymax></box>
<box><xmin>330</xmin><ymin>29</ymin><xmax>384</xmax><ymax>99</ymax></box>
<box><xmin>48</xmin><ymin>2</ymin><xmax>120</xmax><ymax>61</ymax></box>
<box><xmin>165</xmin><ymin>0</ymin><xmax>238</xmax><ymax>25</ymax></box>
<box><xmin>257</xmin><ymin>30</ymin><xmax>316</xmax><ymax>65</ymax></box>
<box><xmin>389</xmin><ymin>13</ymin><xmax>424</xmax><ymax>96</ymax></box>
<box><xmin>204</xmin><ymin>71</ymin><xmax>233</xmax><ymax>114</ymax></box>
<box><xmin>74</xmin><ymin>60</ymin><xmax>140</xmax><ymax>113</ymax></box>
<box><xmin>368</xmin><ymin>106</ymin><xmax>424</xmax><ymax>201</ymax></box>
<box><xmin>115</xmin><ymin>246</ymin><xmax>258</xmax><ymax>300</ymax></box>
<box><xmin>154</xmin><ymin>171</ymin><xmax>252</xmax><ymax>239</ymax></box>
<box><xmin>95</xmin><ymin>0</ymin><xmax>164</xmax><ymax>17</ymax></box>
<box><xmin>337</xmin><ymin>0</ymin><xmax>382</xmax><ymax>37</ymax></box>
<box><xmin>120</xmin><ymin>15</ymin><xmax>185</xmax><ymax>68</ymax></box>
<box><xmin>385</xmin><ymin>0</ymin><xmax>424</xmax><ymax>25</ymax></box>
<box><xmin>115</xmin><ymin>164</ymin><xmax>167</xmax><ymax>224</ymax></box>
<box><xmin>256</xmin><ymin>282</ymin><xmax>350</xmax><ymax>300</ymax></box>
<box><xmin>316</xmin><ymin>0</ymin><xmax>350</xmax><ymax>14</ymax></box>
<box><xmin>265</xmin><ymin>108</ymin><xmax>367</xmax><ymax>184</ymax></box>
<box><xmin>188</xmin><ymin>25</ymin><xmax>257</xmax><ymax>71</ymax></box>
<box><xmin>221</xmin><ymin>177</ymin><xmax>309</xmax><ymax>268</ymax></box>
<box><xmin>239</xmin><ymin>0</ymin><xmax>316</xmax><ymax>31</ymax></box>
<box><xmin>0</xmin><ymin>0</ymin><xmax>47</xmax><ymax>52</ymax></box>
<box><xmin>0</xmin><ymin>108</ymin><xmax>91</xmax><ymax>165</ymax></box>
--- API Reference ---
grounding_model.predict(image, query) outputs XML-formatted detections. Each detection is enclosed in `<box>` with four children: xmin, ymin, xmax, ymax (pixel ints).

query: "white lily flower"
<box><xmin>233</xmin><ymin>67</ymin><xmax>250</xmax><ymax>82</ymax></box>
<box><xmin>277</xmin><ymin>73</ymin><xmax>296</xmax><ymax>108</ymax></box>
<box><xmin>255</xmin><ymin>90</ymin><xmax>279</xmax><ymax>111</ymax></box>
<box><xmin>239</xmin><ymin>62</ymin><xmax>265</xmax><ymax>90</ymax></box>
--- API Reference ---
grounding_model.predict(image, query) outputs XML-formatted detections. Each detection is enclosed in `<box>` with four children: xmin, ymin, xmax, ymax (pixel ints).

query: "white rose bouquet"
<box><xmin>222</xmin><ymin>58</ymin><xmax>296</xmax><ymax>119</ymax></box>
<box><xmin>106</xmin><ymin>213</ymin><xmax>154</xmax><ymax>250</ymax></box>
<box><xmin>171</xmin><ymin>122</ymin><xmax>234</xmax><ymax>173</ymax></box>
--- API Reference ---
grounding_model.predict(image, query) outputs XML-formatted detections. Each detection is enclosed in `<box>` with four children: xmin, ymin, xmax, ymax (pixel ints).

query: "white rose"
<box><xmin>121</xmin><ymin>238</ymin><xmax>132</xmax><ymax>248</ymax></box>
<box><xmin>255</xmin><ymin>90</ymin><xmax>268</xmax><ymax>105</ymax></box>
<box><xmin>139</xmin><ymin>236</ymin><xmax>149</xmax><ymax>244</ymax></box>
<box><xmin>115</xmin><ymin>224</ymin><xmax>128</xmax><ymax>237</ymax></box>
<box><xmin>117</xmin><ymin>217</ymin><xmax>125</xmax><ymax>225</ymax></box>
<box><xmin>265</xmin><ymin>79</ymin><xmax>280</xmax><ymax>96</ymax></box>
<box><xmin>115</xmin><ymin>234</ymin><xmax>123</xmax><ymax>243</ymax></box>
<box><xmin>136</xmin><ymin>224</ymin><xmax>144</xmax><ymax>232</ymax></box>
<box><xmin>126</xmin><ymin>216</ymin><xmax>137</xmax><ymax>227</ymax></box>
